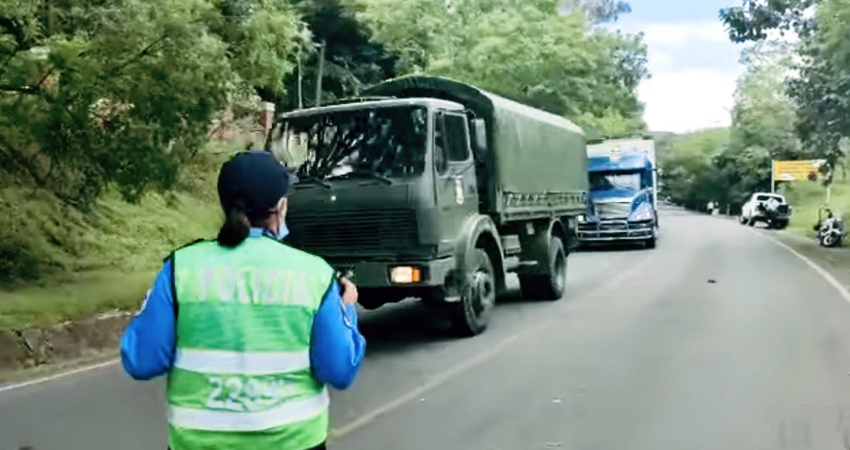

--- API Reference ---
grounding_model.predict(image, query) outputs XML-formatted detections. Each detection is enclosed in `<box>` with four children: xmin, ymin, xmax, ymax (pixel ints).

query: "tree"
<box><xmin>658</xmin><ymin>129</ymin><xmax>730</xmax><ymax>210</ymax></box>
<box><xmin>561</xmin><ymin>0</ymin><xmax>631</xmax><ymax>25</ymax></box>
<box><xmin>356</xmin><ymin>0</ymin><xmax>648</xmax><ymax>135</ymax></box>
<box><xmin>720</xmin><ymin>0</ymin><xmax>819</xmax><ymax>43</ymax></box>
<box><xmin>720</xmin><ymin>0</ymin><xmax>848</xmax><ymax>173</ymax></box>
<box><xmin>275</xmin><ymin>0</ymin><xmax>399</xmax><ymax>110</ymax></box>
<box><xmin>729</xmin><ymin>45</ymin><xmax>800</xmax><ymax>160</ymax></box>
<box><xmin>0</xmin><ymin>0</ymin><xmax>303</xmax><ymax>206</ymax></box>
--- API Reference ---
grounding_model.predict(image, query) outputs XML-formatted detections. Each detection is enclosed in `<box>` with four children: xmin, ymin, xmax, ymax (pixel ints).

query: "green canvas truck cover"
<box><xmin>364</xmin><ymin>76</ymin><xmax>588</xmax><ymax>222</ymax></box>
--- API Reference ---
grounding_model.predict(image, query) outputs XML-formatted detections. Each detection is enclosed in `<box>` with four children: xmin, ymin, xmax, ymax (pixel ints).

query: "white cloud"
<box><xmin>614</xmin><ymin>18</ymin><xmax>745</xmax><ymax>133</ymax></box>
<box><xmin>650</xmin><ymin>49</ymin><xmax>674</xmax><ymax>70</ymax></box>
<box><xmin>640</xmin><ymin>20</ymin><xmax>730</xmax><ymax>48</ymax></box>
<box><xmin>640</xmin><ymin>69</ymin><xmax>740</xmax><ymax>133</ymax></box>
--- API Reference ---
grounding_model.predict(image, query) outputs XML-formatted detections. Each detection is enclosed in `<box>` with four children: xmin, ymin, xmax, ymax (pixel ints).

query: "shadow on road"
<box><xmin>357</xmin><ymin>301</ymin><xmax>454</xmax><ymax>355</ymax></box>
<box><xmin>576</xmin><ymin>243</ymin><xmax>649</xmax><ymax>253</ymax></box>
<box><xmin>357</xmin><ymin>285</ymin><xmax>529</xmax><ymax>354</ymax></box>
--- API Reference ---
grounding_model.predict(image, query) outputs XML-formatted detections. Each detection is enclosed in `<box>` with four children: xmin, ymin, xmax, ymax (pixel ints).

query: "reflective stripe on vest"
<box><xmin>168</xmin><ymin>388</ymin><xmax>330</xmax><ymax>432</ymax></box>
<box><xmin>167</xmin><ymin>238</ymin><xmax>334</xmax><ymax>449</ymax></box>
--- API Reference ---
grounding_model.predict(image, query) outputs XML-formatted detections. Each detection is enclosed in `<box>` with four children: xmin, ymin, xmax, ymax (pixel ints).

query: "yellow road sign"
<box><xmin>773</xmin><ymin>160</ymin><xmax>827</xmax><ymax>182</ymax></box>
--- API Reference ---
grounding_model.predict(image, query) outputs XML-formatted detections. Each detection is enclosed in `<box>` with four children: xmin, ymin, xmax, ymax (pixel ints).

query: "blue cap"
<box><xmin>217</xmin><ymin>150</ymin><xmax>290</xmax><ymax>214</ymax></box>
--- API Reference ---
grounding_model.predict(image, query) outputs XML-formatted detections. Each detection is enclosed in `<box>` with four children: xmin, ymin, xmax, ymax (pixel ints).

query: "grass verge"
<box><xmin>0</xmin><ymin>140</ymin><xmax>242</xmax><ymax>331</ymax></box>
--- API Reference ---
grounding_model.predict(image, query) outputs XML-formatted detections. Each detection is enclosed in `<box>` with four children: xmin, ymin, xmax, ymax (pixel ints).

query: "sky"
<box><xmin>613</xmin><ymin>0</ymin><xmax>745</xmax><ymax>133</ymax></box>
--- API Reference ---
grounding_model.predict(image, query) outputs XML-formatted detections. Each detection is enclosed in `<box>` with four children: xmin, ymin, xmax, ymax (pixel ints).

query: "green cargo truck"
<box><xmin>266</xmin><ymin>76</ymin><xmax>588</xmax><ymax>336</ymax></box>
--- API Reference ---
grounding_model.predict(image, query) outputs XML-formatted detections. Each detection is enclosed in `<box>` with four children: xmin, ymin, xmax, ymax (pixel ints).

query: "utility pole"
<box><xmin>770</xmin><ymin>160</ymin><xmax>776</xmax><ymax>193</ymax></box>
<box><xmin>297</xmin><ymin>45</ymin><xmax>303</xmax><ymax>110</ymax></box>
<box><xmin>315</xmin><ymin>41</ymin><xmax>326</xmax><ymax>107</ymax></box>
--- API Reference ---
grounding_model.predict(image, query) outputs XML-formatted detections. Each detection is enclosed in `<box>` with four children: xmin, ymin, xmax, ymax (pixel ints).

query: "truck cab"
<box><xmin>267</xmin><ymin>98</ymin><xmax>479</xmax><ymax>297</ymax></box>
<box><xmin>577</xmin><ymin>139</ymin><xmax>658</xmax><ymax>248</ymax></box>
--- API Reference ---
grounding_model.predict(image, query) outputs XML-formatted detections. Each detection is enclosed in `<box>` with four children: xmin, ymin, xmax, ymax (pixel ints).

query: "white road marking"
<box><xmin>0</xmin><ymin>359</ymin><xmax>118</xmax><ymax>394</ymax></box>
<box><xmin>749</xmin><ymin>228</ymin><xmax>850</xmax><ymax>305</ymax></box>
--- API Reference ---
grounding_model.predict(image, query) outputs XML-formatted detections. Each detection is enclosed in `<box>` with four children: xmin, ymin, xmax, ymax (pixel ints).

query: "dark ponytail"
<box><xmin>217</xmin><ymin>200</ymin><xmax>250</xmax><ymax>248</ymax></box>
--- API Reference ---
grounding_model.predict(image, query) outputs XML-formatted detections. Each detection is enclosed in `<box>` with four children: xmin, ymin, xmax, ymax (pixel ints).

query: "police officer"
<box><xmin>120</xmin><ymin>150</ymin><xmax>366</xmax><ymax>450</ymax></box>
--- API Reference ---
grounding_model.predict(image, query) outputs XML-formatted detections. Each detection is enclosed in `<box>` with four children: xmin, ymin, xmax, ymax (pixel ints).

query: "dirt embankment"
<box><xmin>0</xmin><ymin>312</ymin><xmax>132</xmax><ymax>381</ymax></box>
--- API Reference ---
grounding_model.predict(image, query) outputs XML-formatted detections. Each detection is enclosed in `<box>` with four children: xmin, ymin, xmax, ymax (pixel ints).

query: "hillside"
<box><xmin>0</xmin><ymin>141</ymin><xmax>240</xmax><ymax>330</ymax></box>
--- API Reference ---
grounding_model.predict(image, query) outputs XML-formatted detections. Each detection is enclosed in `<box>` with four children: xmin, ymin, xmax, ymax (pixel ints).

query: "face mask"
<box><xmin>276</xmin><ymin>220</ymin><xmax>289</xmax><ymax>240</ymax></box>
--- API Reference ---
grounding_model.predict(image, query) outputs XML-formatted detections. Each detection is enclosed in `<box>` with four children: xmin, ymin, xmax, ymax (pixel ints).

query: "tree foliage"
<box><xmin>656</xmin><ymin>0</ymin><xmax>850</xmax><ymax>213</ymax></box>
<box><xmin>660</xmin><ymin>42</ymin><xmax>809</xmax><ymax>212</ymax></box>
<box><xmin>356</xmin><ymin>0</ymin><xmax>648</xmax><ymax>136</ymax></box>
<box><xmin>720</xmin><ymin>0</ymin><xmax>819</xmax><ymax>43</ymax></box>
<box><xmin>719</xmin><ymin>0</ymin><xmax>848</xmax><ymax>171</ymax></box>
<box><xmin>658</xmin><ymin>128</ymin><xmax>730</xmax><ymax>211</ymax></box>
<box><xmin>0</xmin><ymin>0</ymin><xmax>302</xmax><ymax>206</ymax></box>
<box><xmin>2</xmin><ymin>0</ymin><xmax>649</xmax><ymax>207</ymax></box>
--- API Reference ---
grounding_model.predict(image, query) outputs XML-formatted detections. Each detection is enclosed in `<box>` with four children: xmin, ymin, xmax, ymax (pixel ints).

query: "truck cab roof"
<box><xmin>588</xmin><ymin>150</ymin><xmax>653</xmax><ymax>173</ymax></box>
<box><xmin>279</xmin><ymin>98</ymin><xmax>465</xmax><ymax>119</ymax></box>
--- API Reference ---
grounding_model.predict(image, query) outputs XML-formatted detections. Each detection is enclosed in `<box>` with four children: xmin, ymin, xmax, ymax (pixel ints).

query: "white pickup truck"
<box><xmin>739</xmin><ymin>192</ymin><xmax>791</xmax><ymax>229</ymax></box>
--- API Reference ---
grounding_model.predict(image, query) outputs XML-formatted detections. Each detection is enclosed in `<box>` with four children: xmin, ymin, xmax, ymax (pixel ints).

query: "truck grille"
<box><xmin>594</xmin><ymin>202</ymin><xmax>632</xmax><ymax>219</ymax></box>
<box><xmin>287</xmin><ymin>209</ymin><xmax>418</xmax><ymax>257</ymax></box>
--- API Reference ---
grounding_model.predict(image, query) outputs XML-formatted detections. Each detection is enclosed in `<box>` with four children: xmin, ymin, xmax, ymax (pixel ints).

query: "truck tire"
<box><xmin>773</xmin><ymin>220</ymin><xmax>789</xmax><ymax>230</ymax></box>
<box><xmin>645</xmin><ymin>236</ymin><xmax>657</xmax><ymax>249</ymax></box>
<box><xmin>448</xmin><ymin>249</ymin><xmax>496</xmax><ymax>337</ymax></box>
<box><xmin>518</xmin><ymin>237</ymin><xmax>567</xmax><ymax>301</ymax></box>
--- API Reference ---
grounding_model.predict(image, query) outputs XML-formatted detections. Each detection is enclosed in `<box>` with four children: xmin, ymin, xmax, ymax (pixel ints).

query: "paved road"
<box><xmin>5</xmin><ymin>210</ymin><xmax>850</xmax><ymax>449</ymax></box>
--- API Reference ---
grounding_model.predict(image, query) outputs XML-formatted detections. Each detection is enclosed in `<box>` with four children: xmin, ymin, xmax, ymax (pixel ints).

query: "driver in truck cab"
<box><xmin>119</xmin><ymin>150</ymin><xmax>366</xmax><ymax>450</ymax></box>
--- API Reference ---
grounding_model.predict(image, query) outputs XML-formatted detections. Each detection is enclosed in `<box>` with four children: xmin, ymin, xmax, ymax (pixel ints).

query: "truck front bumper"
<box><xmin>577</xmin><ymin>220</ymin><xmax>655</xmax><ymax>242</ymax></box>
<box><xmin>329</xmin><ymin>256</ymin><xmax>457</xmax><ymax>289</ymax></box>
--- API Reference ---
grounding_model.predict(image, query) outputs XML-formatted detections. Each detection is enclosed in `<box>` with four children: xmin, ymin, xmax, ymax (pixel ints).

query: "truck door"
<box><xmin>433</xmin><ymin>111</ymin><xmax>479</xmax><ymax>248</ymax></box>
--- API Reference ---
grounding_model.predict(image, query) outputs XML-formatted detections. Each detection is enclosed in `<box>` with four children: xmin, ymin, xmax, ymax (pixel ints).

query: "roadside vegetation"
<box><xmin>660</xmin><ymin>0</ymin><xmax>850</xmax><ymax>225</ymax></box>
<box><xmin>0</xmin><ymin>0</ymin><xmax>650</xmax><ymax>329</ymax></box>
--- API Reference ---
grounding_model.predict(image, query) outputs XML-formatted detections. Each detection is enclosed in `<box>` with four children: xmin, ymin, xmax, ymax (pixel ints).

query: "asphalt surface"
<box><xmin>5</xmin><ymin>209</ymin><xmax>850</xmax><ymax>449</ymax></box>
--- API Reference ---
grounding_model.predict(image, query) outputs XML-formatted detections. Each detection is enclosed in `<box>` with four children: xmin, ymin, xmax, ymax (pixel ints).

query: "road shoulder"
<box><xmin>771</xmin><ymin>229</ymin><xmax>850</xmax><ymax>290</ymax></box>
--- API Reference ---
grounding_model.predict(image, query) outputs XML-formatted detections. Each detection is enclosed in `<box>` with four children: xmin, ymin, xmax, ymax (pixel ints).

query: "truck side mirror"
<box><xmin>471</xmin><ymin>119</ymin><xmax>487</xmax><ymax>157</ymax></box>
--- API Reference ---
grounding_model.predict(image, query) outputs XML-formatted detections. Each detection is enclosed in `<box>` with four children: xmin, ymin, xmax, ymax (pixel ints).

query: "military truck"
<box><xmin>266</xmin><ymin>76</ymin><xmax>588</xmax><ymax>336</ymax></box>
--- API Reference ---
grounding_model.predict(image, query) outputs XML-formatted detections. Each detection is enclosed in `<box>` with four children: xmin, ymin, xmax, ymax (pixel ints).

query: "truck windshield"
<box><xmin>589</xmin><ymin>172</ymin><xmax>642</xmax><ymax>191</ymax></box>
<box><xmin>269</xmin><ymin>106</ymin><xmax>428</xmax><ymax>180</ymax></box>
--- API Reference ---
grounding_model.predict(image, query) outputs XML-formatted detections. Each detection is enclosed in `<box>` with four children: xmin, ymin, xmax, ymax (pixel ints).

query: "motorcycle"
<box><xmin>814</xmin><ymin>207</ymin><xmax>846</xmax><ymax>248</ymax></box>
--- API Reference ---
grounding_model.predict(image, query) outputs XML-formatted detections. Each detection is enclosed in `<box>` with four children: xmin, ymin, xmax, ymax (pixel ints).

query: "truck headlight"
<box><xmin>391</xmin><ymin>266</ymin><xmax>422</xmax><ymax>284</ymax></box>
<box><xmin>629</xmin><ymin>207</ymin><xmax>653</xmax><ymax>222</ymax></box>
<box><xmin>578</xmin><ymin>214</ymin><xmax>586</xmax><ymax>223</ymax></box>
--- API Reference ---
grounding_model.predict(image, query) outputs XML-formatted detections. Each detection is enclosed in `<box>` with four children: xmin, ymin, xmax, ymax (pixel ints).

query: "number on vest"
<box><xmin>205</xmin><ymin>376</ymin><xmax>300</xmax><ymax>412</ymax></box>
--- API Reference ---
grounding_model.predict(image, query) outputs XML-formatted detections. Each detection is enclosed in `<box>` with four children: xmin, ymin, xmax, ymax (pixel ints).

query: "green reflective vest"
<box><xmin>166</xmin><ymin>237</ymin><xmax>335</xmax><ymax>450</ymax></box>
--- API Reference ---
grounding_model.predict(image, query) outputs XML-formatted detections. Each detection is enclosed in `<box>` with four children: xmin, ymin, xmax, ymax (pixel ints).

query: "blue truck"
<box><xmin>576</xmin><ymin>137</ymin><xmax>658</xmax><ymax>249</ymax></box>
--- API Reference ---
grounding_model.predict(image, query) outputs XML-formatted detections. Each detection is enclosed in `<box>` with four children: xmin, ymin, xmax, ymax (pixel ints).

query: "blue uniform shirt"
<box><xmin>120</xmin><ymin>229</ymin><xmax>366</xmax><ymax>390</ymax></box>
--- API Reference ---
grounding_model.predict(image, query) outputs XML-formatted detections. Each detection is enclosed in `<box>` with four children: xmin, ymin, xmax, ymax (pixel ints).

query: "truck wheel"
<box><xmin>518</xmin><ymin>237</ymin><xmax>567</xmax><ymax>301</ymax></box>
<box><xmin>448</xmin><ymin>249</ymin><xmax>496</xmax><ymax>337</ymax></box>
<box><xmin>645</xmin><ymin>236</ymin><xmax>657</xmax><ymax>249</ymax></box>
<box><xmin>748</xmin><ymin>217</ymin><xmax>756</xmax><ymax>227</ymax></box>
<box><xmin>774</xmin><ymin>220</ymin><xmax>789</xmax><ymax>230</ymax></box>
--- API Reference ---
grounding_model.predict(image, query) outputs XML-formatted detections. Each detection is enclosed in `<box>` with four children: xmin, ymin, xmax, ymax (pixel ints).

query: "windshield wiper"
<box><xmin>294</xmin><ymin>175</ymin><xmax>332</xmax><ymax>189</ymax></box>
<box><xmin>328</xmin><ymin>170</ymin><xmax>393</xmax><ymax>185</ymax></box>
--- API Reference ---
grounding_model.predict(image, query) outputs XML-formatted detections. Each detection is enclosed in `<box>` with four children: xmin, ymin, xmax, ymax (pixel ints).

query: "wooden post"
<box><xmin>261</xmin><ymin>102</ymin><xmax>275</xmax><ymax>137</ymax></box>
<box><xmin>315</xmin><ymin>41</ymin><xmax>326</xmax><ymax>107</ymax></box>
<box><xmin>770</xmin><ymin>160</ymin><xmax>776</xmax><ymax>193</ymax></box>
<box><xmin>297</xmin><ymin>45</ymin><xmax>303</xmax><ymax>110</ymax></box>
